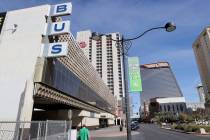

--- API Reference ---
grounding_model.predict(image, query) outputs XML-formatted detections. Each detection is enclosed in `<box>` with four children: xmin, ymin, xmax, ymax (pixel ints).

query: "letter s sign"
<box><xmin>52</xmin><ymin>2</ymin><xmax>72</xmax><ymax>16</ymax></box>
<box><xmin>48</xmin><ymin>42</ymin><xmax>68</xmax><ymax>57</ymax></box>
<box><xmin>51</xmin><ymin>44</ymin><xmax>62</xmax><ymax>54</ymax></box>
<box><xmin>40</xmin><ymin>42</ymin><xmax>68</xmax><ymax>58</ymax></box>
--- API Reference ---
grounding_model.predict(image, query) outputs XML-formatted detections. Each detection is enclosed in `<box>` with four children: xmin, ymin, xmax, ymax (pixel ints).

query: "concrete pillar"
<box><xmin>19</xmin><ymin>79</ymin><xmax>34</xmax><ymax>122</ymax></box>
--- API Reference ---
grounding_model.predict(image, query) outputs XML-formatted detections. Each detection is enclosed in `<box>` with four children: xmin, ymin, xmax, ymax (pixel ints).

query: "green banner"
<box><xmin>128</xmin><ymin>57</ymin><xmax>142</xmax><ymax>92</ymax></box>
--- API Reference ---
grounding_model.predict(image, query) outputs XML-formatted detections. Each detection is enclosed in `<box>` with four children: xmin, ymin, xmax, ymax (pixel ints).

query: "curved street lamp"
<box><xmin>92</xmin><ymin>22</ymin><xmax>176</xmax><ymax>41</ymax></box>
<box><xmin>91</xmin><ymin>22</ymin><xmax>176</xmax><ymax>140</ymax></box>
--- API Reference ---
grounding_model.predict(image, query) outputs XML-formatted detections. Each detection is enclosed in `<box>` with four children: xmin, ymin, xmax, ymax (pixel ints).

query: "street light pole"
<box><xmin>121</xmin><ymin>36</ymin><xmax>132</xmax><ymax>140</ymax></box>
<box><xmin>91</xmin><ymin>22</ymin><xmax>176</xmax><ymax>140</ymax></box>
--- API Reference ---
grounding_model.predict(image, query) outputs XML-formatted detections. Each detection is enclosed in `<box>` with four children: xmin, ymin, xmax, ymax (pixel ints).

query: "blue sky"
<box><xmin>1</xmin><ymin>0</ymin><xmax>210</xmax><ymax>103</ymax></box>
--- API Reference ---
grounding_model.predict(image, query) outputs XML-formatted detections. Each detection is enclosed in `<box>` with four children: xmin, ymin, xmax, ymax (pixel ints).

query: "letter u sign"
<box><xmin>47</xmin><ymin>21</ymin><xmax>70</xmax><ymax>35</ymax></box>
<box><xmin>54</xmin><ymin>22</ymin><xmax>65</xmax><ymax>32</ymax></box>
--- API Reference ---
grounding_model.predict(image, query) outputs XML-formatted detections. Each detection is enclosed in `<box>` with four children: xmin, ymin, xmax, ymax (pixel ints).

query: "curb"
<box><xmin>91</xmin><ymin>131</ymin><xmax>140</xmax><ymax>138</ymax></box>
<box><xmin>90</xmin><ymin>128</ymin><xmax>140</xmax><ymax>138</ymax></box>
<box><xmin>161</xmin><ymin>127</ymin><xmax>210</xmax><ymax>136</ymax></box>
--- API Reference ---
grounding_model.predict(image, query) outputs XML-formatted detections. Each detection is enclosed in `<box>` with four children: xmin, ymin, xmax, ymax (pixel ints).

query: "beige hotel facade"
<box><xmin>193</xmin><ymin>26</ymin><xmax>210</xmax><ymax>109</ymax></box>
<box><xmin>76</xmin><ymin>31</ymin><xmax>125</xmax><ymax>124</ymax></box>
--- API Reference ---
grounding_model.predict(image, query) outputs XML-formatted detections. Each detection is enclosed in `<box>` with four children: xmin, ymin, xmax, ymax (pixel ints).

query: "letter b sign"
<box><xmin>52</xmin><ymin>3</ymin><xmax>72</xmax><ymax>16</ymax></box>
<box><xmin>56</xmin><ymin>5</ymin><xmax>67</xmax><ymax>13</ymax></box>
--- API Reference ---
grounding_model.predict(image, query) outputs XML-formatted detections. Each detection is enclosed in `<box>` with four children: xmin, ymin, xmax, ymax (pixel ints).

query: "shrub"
<box><xmin>185</xmin><ymin>125</ymin><xmax>192</xmax><ymax>132</ymax></box>
<box><xmin>174</xmin><ymin>124</ymin><xmax>200</xmax><ymax>132</ymax></box>
<box><xmin>175</xmin><ymin>124</ymin><xmax>184</xmax><ymax>130</ymax></box>
<box><xmin>179</xmin><ymin>113</ymin><xmax>188</xmax><ymax>122</ymax></box>
<box><xmin>174</xmin><ymin>124</ymin><xmax>210</xmax><ymax>133</ymax></box>
<box><xmin>190</xmin><ymin>125</ymin><xmax>200</xmax><ymax>132</ymax></box>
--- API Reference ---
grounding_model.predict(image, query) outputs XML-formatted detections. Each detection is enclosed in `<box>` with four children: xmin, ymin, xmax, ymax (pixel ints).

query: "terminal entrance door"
<box><xmin>99</xmin><ymin>118</ymin><xmax>108</xmax><ymax>128</ymax></box>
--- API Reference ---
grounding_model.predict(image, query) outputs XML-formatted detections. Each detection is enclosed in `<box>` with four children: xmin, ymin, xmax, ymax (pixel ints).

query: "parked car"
<box><xmin>131</xmin><ymin>122</ymin><xmax>139</xmax><ymax>130</ymax></box>
<box><xmin>131</xmin><ymin>121</ymin><xmax>139</xmax><ymax>124</ymax></box>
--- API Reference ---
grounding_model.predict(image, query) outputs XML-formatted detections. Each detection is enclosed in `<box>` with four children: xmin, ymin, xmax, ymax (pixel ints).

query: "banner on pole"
<box><xmin>128</xmin><ymin>57</ymin><xmax>142</xmax><ymax>92</ymax></box>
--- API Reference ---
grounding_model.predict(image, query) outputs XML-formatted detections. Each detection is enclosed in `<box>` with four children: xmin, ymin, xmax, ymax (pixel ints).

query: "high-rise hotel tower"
<box><xmin>193</xmin><ymin>27</ymin><xmax>210</xmax><ymax>110</ymax></box>
<box><xmin>77</xmin><ymin>31</ymin><xmax>125</xmax><ymax>120</ymax></box>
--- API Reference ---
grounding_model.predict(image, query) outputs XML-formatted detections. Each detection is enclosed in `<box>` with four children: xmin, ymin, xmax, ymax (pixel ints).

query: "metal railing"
<box><xmin>0</xmin><ymin>120</ymin><xmax>71</xmax><ymax>140</ymax></box>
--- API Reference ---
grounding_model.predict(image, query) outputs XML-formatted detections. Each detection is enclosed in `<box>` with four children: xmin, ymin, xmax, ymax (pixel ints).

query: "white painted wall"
<box><xmin>82</xmin><ymin>117</ymin><xmax>99</xmax><ymax>127</ymax></box>
<box><xmin>111</xmin><ymin>33</ymin><xmax>120</xmax><ymax>100</ymax></box>
<box><xmin>0</xmin><ymin>5</ymin><xmax>50</xmax><ymax>121</ymax></box>
<box><xmin>76</xmin><ymin>30</ymin><xmax>91</xmax><ymax>60</ymax></box>
<box><xmin>156</xmin><ymin>97</ymin><xmax>186</xmax><ymax>104</ymax></box>
<box><xmin>108</xmin><ymin>119</ymin><xmax>114</xmax><ymax>125</ymax></box>
<box><xmin>101</xmin><ymin>36</ymin><xmax>108</xmax><ymax>84</ymax></box>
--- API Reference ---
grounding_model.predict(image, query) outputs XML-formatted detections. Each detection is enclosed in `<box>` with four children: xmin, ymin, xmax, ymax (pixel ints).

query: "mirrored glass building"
<box><xmin>140</xmin><ymin>62</ymin><xmax>183</xmax><ymax>106</ymax></box>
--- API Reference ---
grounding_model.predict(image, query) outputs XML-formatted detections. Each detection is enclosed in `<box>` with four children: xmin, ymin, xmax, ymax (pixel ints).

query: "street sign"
<box><xmin>79</xmin><ymin>41</ymin><xmax>87</xmax><ymax>48</ymax></box>
<box><xmin>40</xmin><ymin>42</ymin><xmax>68</xmax><ymax>58</ymax></box>
<box><xmin>128</xmin><ymin>57</ymin><xmax>142</xmax><ymax>92</ymax></box>
<box><xmin>41</xmin><ymin>2</ymin><xmax>71</xmax><ymax>58</ymax></box>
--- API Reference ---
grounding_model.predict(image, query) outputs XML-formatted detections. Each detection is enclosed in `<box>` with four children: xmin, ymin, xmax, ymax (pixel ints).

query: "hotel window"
<box><xmin>164</xmin><ymin>105</ymin><xmax>166</xmax><ymax>112</ymax></box>
<box><xmin>160</xmin><ymin>106</ymin><xmax>162</xmax><ymax>112</ymax></box>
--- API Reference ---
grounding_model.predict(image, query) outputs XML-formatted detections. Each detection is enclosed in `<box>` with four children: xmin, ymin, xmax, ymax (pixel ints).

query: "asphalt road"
<box><xmin>93</xmin><ymin>124</ymin><xmax>210</xmax><ymax>140</ymax></box>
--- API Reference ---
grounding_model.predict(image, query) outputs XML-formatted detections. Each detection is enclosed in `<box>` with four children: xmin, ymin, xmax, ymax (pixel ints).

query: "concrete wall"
<box><xmin>108</xmin><ymin>119</ymin><xmax>115</xmax><ymax>126</ymax></box>
<box><xmin>80</xmin><ymin>117</ymin><xmax>114</xmax><ymax>128</ymax></box>
<box><xmin>71</xmin><ymin>110</ymin><xmax>115</xmax><ymax>129</ymax></box>
<box><xmin>71</xmin><ymin>116</ymin><xmax>99</xmax><ymax>129</ymax></box>
<box><xmin>0</xmin><ymin>5</ymin><xmax>50</xmax><ymax>121</ymax></box>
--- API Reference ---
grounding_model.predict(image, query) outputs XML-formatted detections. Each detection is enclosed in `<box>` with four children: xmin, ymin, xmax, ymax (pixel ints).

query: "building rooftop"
<box><xmin>150</xmin><ymin>97</ymin><xmax>186</xmax><ymax>104</ymax></box>
<box><xmin>140</xmin><ymin>62</ymin><xmax>170</xmax><ymax>69</ymax></box>
<box><xmin>192</xmin><ymin>26</ymin><xmax>210</xmax><ymax>47</ymax></box>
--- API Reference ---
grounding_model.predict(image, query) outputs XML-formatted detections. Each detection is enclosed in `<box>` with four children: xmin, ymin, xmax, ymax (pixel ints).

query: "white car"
<box><xmin>161</xmin><ymin>123</ymin><xmax>166</xmax><ymax>126</ymax></box>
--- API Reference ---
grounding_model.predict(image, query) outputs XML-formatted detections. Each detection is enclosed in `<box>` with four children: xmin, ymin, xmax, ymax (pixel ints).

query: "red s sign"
<box><xmin>79</xmin><ymin>42</ymin><xmax>87</xmax><ymax>48</ymax></box>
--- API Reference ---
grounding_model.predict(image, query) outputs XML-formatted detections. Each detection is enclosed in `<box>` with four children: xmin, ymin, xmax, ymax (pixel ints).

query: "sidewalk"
<box><xmin>90</xmin><ymin>126</ymin><xmax>139</xmax><ymax>138</ymax></box>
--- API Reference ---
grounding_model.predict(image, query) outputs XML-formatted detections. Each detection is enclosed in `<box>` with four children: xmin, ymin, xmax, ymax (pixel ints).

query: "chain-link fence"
<box><xmin>0</xmin><ymin>120</ymin><xmax>71</xmax><ymax>140</ymax></box>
